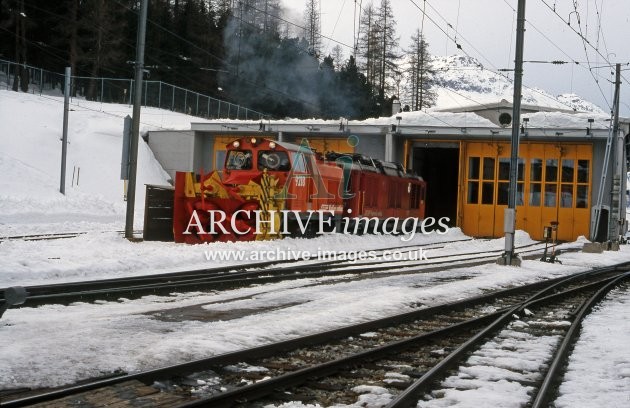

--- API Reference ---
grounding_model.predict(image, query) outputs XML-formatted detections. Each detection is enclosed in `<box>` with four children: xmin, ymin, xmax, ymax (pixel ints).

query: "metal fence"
<box><xmin>0</xmin><ymin>59</ymin><xmax>266</xmax><ymax>120</ymax></box>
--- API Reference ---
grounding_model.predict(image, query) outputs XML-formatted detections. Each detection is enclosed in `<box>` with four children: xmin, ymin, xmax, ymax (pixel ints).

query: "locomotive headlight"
<box><xmin>250</xmin><ymin>137</ymin><xmax>257</xmax><ymax>145</ymax></box>
<box><xmin>232</xmin><ymin>140</ymin><xmax>240</xmax><ymax>148</ymax></box>
<box><xmin>269</xmin><ymin>141</ymin><xmax>276</xmax><ymax>149</ymax></box>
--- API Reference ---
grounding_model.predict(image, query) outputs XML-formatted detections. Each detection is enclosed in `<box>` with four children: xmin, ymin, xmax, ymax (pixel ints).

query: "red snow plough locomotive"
<box><xmin>172</xmin><ymin>137</ymin><xmax>426</xmax><ymax>243</ymax></box>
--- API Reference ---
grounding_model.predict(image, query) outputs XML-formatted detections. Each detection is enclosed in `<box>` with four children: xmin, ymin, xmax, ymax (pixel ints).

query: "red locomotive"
<box><xmin>172</xmin><ymin>137</ymin><xmax>426</xmax><ymax>243</ymax></box>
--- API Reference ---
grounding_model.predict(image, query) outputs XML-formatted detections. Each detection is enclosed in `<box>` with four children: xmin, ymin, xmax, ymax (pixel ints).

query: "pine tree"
<box><xmin>405</xmin><ymin>29</ymin><xmax>436</xmax><ymax>110</ymax></box>
<box><xmin>303</xmin><ymin>0</ymin><xmax>321</xmax><ymax>57</ymax></box>
<box><xmin>2</xmin><ymin>0</ymin><xmax>30</xmax><ymax>92</ymax></box>
<box><xmin>317</xmin><ymin>54</ymin><xmax>338</xmax><ymax>118</ymax></box>
<box><xmin>338</xmin><ymin>55</ymin><xmax>379</xmax><ymax>119</ymax></box>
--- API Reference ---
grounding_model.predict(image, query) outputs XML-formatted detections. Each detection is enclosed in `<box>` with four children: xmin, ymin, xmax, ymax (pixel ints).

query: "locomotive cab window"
<box><xmin>258</xmin><ymin>151</ymin><xmax>290</xmax><ymax>171</ymax></box>
<box><xmin>226</xmin><ymin>150</ymin><xmax>253</xmax><ymax>170</ymax></box>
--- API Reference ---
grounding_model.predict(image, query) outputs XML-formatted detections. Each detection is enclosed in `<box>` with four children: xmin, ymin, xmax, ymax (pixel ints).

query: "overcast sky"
<box><xmin>283</xmin><ymin>0</ymin><xmax>630</xmax><ymax>117</ymax></box>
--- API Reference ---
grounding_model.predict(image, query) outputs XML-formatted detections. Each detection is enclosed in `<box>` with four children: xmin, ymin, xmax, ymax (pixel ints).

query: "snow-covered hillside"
<box><xmin>0</xmin><ymin>90</ymin><xmax>204</xmax><ymax>236</ymax></box>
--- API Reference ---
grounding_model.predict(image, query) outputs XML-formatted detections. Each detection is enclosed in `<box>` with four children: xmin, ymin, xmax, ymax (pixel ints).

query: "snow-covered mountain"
<box><xmin>556</xmin><ymin>93</ymin><xmax>609</xmax><ymax>114</ymax></box>
<box><xmin>405</xmin><ymin>55</ymin><xmax>606</xmax><ymax>115</ymax></box>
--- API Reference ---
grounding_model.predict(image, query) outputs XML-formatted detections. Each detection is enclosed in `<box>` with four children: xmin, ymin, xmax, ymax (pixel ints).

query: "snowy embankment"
<box><xmin>0</xmin><ymin>89</ymin><xmax>197</xmax><ymax>236</ymax></box>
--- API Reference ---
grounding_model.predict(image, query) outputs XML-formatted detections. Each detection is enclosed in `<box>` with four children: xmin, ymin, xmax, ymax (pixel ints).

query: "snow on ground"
<box><xmin>0</xmin><ymin>89</ymin><xmax>205</xmax><ymax>236</ymax></box>
<box><xmin>1</xmin><ymin>239</ymin><xmax>630</xmax><ymax>391</ymax></box>
<box><xmin>1</xmin><ymin>89</ymin><xmax>629</xmax><ymax>404</ymax></box>
<box><xmin>0</xmin><ymin>227</ymin><xmax>469</xmax><ymax>287</ymax></box>
<box><xmin>420</xmin><ymin>325</ymin><xmax>563</xmax><ymax>408</ymax></box>
<box><xmin>555</xmin><ymin>287</ymin><xmax>630</xmax><ymax>408</ymax></box>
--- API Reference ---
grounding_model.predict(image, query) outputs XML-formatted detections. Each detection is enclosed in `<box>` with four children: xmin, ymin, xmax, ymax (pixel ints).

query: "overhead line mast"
<box><xmin>499</xmin><ymin>0</ymin><xmax>526</xmax><ymax>267</ymax></box>
<box><xmin>125</xmin><ymin>0</ymin><xmax>148</xmax><ymax>239</ymax></box>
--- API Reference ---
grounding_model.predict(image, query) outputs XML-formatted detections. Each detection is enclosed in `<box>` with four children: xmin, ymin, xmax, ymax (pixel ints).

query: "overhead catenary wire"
<box><xmin>539</xmin><ymin>0</ymin><xmax>629</xmax><ymax>101</ymax></box>
<box><xmin>237</xmin><ymin>1</ymin><xmax>355</xmax><ymax>52</ymax></box>
<box><xmin>410</xmin><ymin>0</ymin><xmax>616</xmax><ymax>116</ymax></box>
<box><xmin>570</xmin><ymin>1</ymin><xmax>612</xmax><ymax>109</ymax></box>
<box><xmin>408</xmin><ymin>0</ymin><xmax>584</xmax><ymax>114</ymax></box>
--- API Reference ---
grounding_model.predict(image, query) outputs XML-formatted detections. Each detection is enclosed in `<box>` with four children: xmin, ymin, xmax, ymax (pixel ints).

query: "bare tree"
<box><xmin>405</xmin><ymin>29</ymin><xmax>436</xmax><ymax>110</ymax></box>
<box><xmin>374</xmin><ymin>0</ymin><xmax>399</xmax><ymax>100</ymax></box>
<box><xmin>356</xmin><ymin>0</ymin><xmax>399</xmax><ymax>101</ymax></box>
<box><xmin>330</xmin><ymin>44</ymin><xmax>344</xmax><ymax>70</ymax></box>
<box><xmin>303</xmin><ymin>0</ymin><xmax>321</xmax><ymax>57</ymax></box>
<box><xmin>236</xmin><ymin>0</ymin><xmax>281</xmax><ymax>34</ymax></box>
<box><xmin>356</xmin><ymin>2</ymin><xmax>378</xmax><ymax>87</ymax></box>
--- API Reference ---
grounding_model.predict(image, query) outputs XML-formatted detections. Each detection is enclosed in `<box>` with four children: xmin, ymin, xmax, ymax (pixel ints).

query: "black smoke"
<box><xmin>218</xmin><ymin>11</ymin><xmax>376</xmax><ymax>119</ymax></box>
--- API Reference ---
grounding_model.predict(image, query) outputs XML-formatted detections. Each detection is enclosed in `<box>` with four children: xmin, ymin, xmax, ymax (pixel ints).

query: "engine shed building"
<box><xmin>147</xmin><ymin>112</ymin><xmax>629</xmax><ymax>243</ymax></box>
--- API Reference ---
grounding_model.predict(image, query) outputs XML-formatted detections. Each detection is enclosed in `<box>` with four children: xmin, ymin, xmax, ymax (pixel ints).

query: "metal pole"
<box><xmin>608</xmin><ymin>63</ymin><xmax>622</xmax><ymax>242</ymax></box>
<box><xmin>502</xmin><ymin>0</ymin><xmax>526</xmax><ymax>266</ymax></box>
<box><xmin>60</xmin><ymin>67</ymin><xmax>71</xmax><ymax>195</ymax></box>
<box><xmin>125</xmin><ymin>0</ymin><xmax>148</xmax><ymax>239</ymax></box>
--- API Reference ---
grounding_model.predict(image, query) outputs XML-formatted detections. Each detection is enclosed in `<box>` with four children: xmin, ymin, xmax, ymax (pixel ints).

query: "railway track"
<box><xmin>0</xmin><ymin>230</ymin><xmax>142</xmax><ymax>242</ymax></box>
<box><xmin>390</xmin><ymin>271</ymin><xmax>630</xmax><ymax>407</ymax></box>
<box><xmin>0</xmin><ymin>239</ymin><xmax>569</xmax><ymax>309</ymax></box>
<box><xmin>0</xmin><ymin>237</ymin><xmax>474</xmax><ymax>304</ymax></box>
<box><xmin>2</xmin><ymin>262</ymin><xmax>627</xmax><ymax>407</ymax></box>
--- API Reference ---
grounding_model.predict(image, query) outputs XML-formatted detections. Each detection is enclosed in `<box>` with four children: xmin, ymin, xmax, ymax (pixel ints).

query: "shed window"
<box><xmin>545</xmin><ymin>159</ymin><xmax>558</xmax><ymax>182</ymax></box>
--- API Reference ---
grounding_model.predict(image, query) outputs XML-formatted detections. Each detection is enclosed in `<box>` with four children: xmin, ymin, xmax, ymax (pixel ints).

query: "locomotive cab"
<box><xmin>222</xmin><ymin>138</ymin><xmax>292</xmax><ymax>186</ymax></box>
<box><xmin>222</xmin><ymin>137</ymin><xmax>344</xmax><ymax>216</ymax></box>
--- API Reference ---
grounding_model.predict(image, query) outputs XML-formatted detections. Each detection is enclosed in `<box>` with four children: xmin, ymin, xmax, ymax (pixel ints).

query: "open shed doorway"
<box><xmin>412</xmin><ymin>144</ymin><xmax>460</xmax><ymax>226</ymax></box>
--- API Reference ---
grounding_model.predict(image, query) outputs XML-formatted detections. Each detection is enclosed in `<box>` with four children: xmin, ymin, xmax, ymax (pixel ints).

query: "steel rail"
<box><xmin>5</xmin><ymin>262</ymin><xmax>623</xmax><ymax>408</ymax></box>
<box><xmin>531</xmin><ymin>271</ymin><xmax>630</xmax><ymax>408</ymax></box>
<box><xmin>162</xmin><ymin>268</ymin><xmax>629</xmax><ymax>407</ymax></box>
<box><xmin>0</xmin><ymin>238</ymin><xmax>476</xmax><ymax>298</ymax></box>
<box><xmin>1</xmin><ymin>268</ymin><xmax>603</xmax><ymax>408</ymax></box>
<box><xmin>0</xmin><ymin>230</ymin><xmax>143</xmax><ymax>242</ymax></box>
<box><xmin>385</xmin><ymin>265</ymin><xmax>630</xmax><ymax>407</ymax></box>
<box><xmin>176</xmin><ymin>313</ymin><xmax>504</xmax><ymax>408</ymax></box>
<box><xmin>1</xmin><ymin>240</ymin><xmax>547</xmax><ymax>308</ymax></box>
